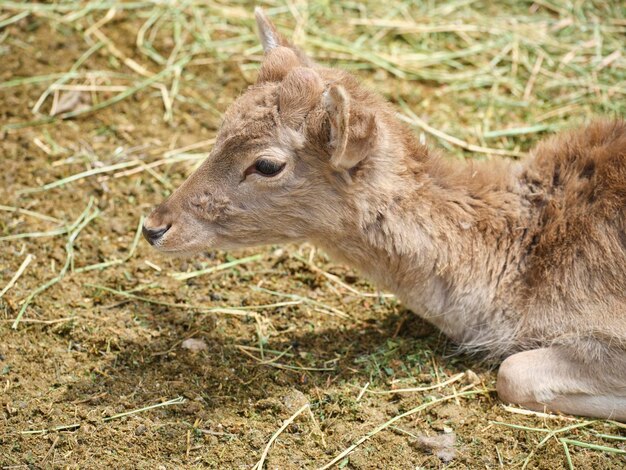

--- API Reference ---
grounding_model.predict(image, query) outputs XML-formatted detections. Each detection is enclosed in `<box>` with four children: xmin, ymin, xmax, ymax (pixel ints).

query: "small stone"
<box><xmin>110</xmin><ymin>220</ymin><xmax>126</xmax><ymax>235</ymax></box>
<box><xmin>412</xmin><ymin>432</ymin><xmax>456</xmax><ymax>463</ymax></box>
<box><xmin>135</xmin><ymin>424</ymin><xmax>147</xmax><ymax>436</ymax></box>
<box><xmin>181</xmin><ymin>338</ymin><xmax>208</xmax><ymax>352</ymax></box>
<box><xmin>282</xmin><ymin>389</ymin><xmax>309</xmax><ymax>414</ymax></box>
<box><xmin>465</xmin><ymin>369</ymin><xmax>481</xmax><ymax>385</ymax></box>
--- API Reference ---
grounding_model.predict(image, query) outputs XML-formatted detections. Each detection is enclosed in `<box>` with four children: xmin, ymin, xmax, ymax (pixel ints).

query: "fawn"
<box><xmin>144</xmin><ymin>8</ymin><xmax>626</xmax><ymax>420</ymax></box>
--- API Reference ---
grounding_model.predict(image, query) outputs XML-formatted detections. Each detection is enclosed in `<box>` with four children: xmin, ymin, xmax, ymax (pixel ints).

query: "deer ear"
<box><xmin>254</xmin><ymin>7</ymin><xmax>313</xmax><ymax>66</ymax></box>
<box><xmin>325</xmin><ymin>85</ymin><xmax>378</xmax><ymax>171</ymax></box>
<box><xmin>254</xmin><ymin>7</ymin><xmax>284</xmax><ymax>51</ymax></box>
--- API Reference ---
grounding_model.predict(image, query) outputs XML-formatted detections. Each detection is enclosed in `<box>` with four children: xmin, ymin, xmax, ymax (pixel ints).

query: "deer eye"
<box><xmin>251</xmin><ymin>159</ymin><xmax>285</xmax><ymax>177</ymax></box>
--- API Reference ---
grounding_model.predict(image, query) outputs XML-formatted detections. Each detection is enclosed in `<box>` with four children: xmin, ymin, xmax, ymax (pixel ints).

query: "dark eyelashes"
<box><xmin>245</xmin><ymin>159</ymin><xmax>286</xmax><ymax>178</ymax></box>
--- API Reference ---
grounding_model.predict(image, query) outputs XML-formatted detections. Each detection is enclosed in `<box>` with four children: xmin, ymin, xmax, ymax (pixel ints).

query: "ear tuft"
<box><xmin>325</xmin><ymin>84</ymin><xmax>378</xmax><ymax>172</ymax></box>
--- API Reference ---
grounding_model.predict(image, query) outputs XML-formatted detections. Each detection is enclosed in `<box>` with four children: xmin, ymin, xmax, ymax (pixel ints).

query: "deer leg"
<box><xmin>496</xmin><ymin>347</ymin><xmax>626</xmax><ymax>421</ymax></box>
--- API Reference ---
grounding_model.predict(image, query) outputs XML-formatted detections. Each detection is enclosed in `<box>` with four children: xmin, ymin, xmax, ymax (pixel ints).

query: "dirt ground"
<box><xmin>1</xmin><ymin>1</ymin><xmax>625</xmax><ymax>469</ymax></box>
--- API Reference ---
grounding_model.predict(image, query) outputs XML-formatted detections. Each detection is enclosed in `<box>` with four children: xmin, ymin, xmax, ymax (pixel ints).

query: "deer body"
<box><xmin>317</xmin><ymin>125</ymin><xmax>626</xmax><ymax>358</ymax></box>
<box><xmin>144</xmin><ymin>9</ymin><xmax>626</xmax><ymax>420</ymax></box>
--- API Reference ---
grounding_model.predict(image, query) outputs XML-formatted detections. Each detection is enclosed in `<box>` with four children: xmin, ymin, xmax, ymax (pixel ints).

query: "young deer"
<box><xmin>144</xmin><ymin>8</ymin><xmax>626</xmax><ymax>420</ymax></box>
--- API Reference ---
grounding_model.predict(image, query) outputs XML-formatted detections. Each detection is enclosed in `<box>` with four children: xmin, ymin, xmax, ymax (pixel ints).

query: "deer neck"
<box><xmin>316</xmin><ymin>143</ymin><xmax>525</xmax><ymax>344</ymax></box>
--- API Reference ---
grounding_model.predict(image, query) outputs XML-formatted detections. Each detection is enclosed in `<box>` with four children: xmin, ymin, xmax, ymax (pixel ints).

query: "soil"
<box><xmin>1</xmin><ymin>5</ymin><xmax>625</xmax><ymax>470</ymax></box>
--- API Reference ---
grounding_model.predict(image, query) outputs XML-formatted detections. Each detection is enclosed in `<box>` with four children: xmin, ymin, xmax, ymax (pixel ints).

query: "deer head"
<box><xmin>143</xmin><ymin>8</ymin><xmax>408</xmax><ymax>255</ymax></box>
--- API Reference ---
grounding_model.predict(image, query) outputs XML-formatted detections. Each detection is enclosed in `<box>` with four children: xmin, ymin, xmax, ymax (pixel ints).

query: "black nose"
<box><xmin>142</xmin><ymin>224</ymin><xmax>171</xmax><ymax>245</ymax></box>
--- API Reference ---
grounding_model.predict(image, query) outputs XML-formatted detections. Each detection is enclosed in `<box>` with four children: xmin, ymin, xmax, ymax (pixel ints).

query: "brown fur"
<box><xmin>144</xmin><ymin>9</ymin><xmax>626</xmax><ymax>420</ymax></box>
